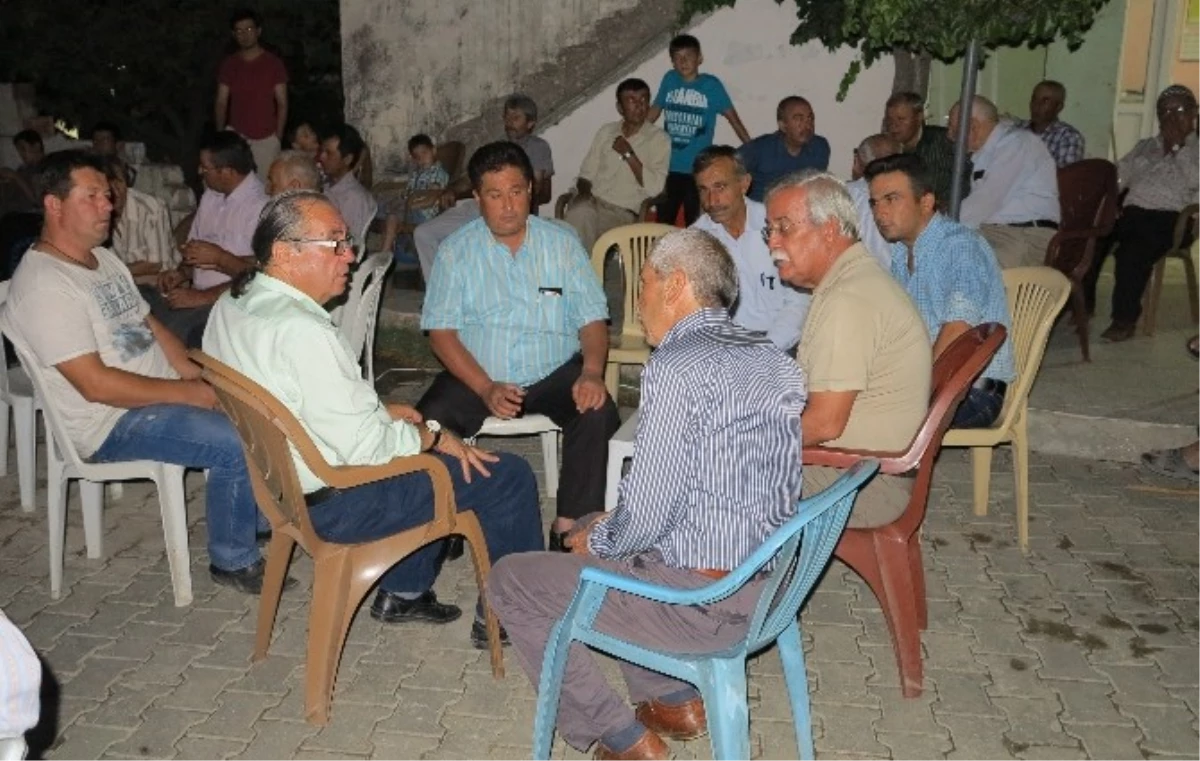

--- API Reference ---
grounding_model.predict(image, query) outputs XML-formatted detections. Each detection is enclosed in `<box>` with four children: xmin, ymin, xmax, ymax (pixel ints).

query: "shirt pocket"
<box><xmin>537</xmin><ymin>288</ymin><xmax>568</xmax><ymax>336</ymax></box>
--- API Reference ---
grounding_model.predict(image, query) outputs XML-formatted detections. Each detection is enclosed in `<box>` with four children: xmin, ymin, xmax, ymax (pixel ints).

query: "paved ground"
<box><xmin>0</xmin><ymin>373</ymin><xmax>1197</xmax><ymax>760</ymax></box>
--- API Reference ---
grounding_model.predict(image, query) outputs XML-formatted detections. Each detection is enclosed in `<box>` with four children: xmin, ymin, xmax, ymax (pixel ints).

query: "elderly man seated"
<box><xmin>949</xmin><ymin>95</ymin><xmax>1060</xmax><ymax>269</ymax></box>
<box><xmin>204</xmin><ymin>190</ymin><xmax>544</xmax><ymax>643</ymax></box>
<box><xmin>419</xmin><ymin>140</ymin><xmax>619</xmax><ymax>551</ymax></box>
<box><xmin>488</xmin><ymin>228</ymin><xmax>807</xmax><ymax>760</ymax></box>
<box><xmin>1086</xmin><ymin>84</ymin><xmax>1199</xmax><ymax>343</ymax></box>
<box><xmin>690</xmin><ymin>145</ymin><xmax>809</xmax><ymax>351</ymax></box>
<box><xmin>866</xmin><ymin>153</ymin><xmax>1014</xmax><ymax>428</ymax></box>
<box><xmin>765</xmin><ymin>170</ymin><xmax>930</xmax><ymax>530</ymax></box>
<box><xmin>265</xmin><ymin>150</ymin><xmax>322</xmax><ymax>196</ymax></box>
<box><xmin>100</xmin><ymin>156</ymin><xmax>177</xmax><ymax>278</ymax></box>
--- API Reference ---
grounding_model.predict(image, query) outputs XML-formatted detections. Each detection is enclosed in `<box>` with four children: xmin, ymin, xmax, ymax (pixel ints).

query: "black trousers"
<box><xmin>1086</xmin><ymin>206</ymin><xmax>1187</xmax><ymax>325</ymax></box>
<box><xmin>656</xmin><ymin>172</ymin><xmax>700</xmax><ymax>227</ymax></box>
<box><xmin>415</xmin><ymin>354</ymin><xmax>620</xmax><ymax>520</ymax></box>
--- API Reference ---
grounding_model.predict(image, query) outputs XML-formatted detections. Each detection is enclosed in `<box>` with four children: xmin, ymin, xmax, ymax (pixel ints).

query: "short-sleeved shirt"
<box><xmin>218</xmin><ymin>50</ymin><xmax>288</xmax><ymax>140</ymax></box>
<box><xmin>1118</xmin><ymin>133</ymin><xmax>1200</xmax><ymax>212</ymax></box>
<box><xmin>187</xmin><ymin>173</ymin><xmax>269</xmax><ymax>290</ymax></box>
<box><xmin>739</xmin><ymin>132</ymin><xmax>831</xmax><ymax>202</ymax></box>
<box><xmin>421</xmin><ymin>215</ymin><xmax>608</xmax><ymax>386</ymax></box>
<box><xmin>405</xmin><ymin>163</ymin><xmax>450</xmax><ymax>225</ymax></box>
<box><xmin>889</xmin><ymin>214</ymin><xmax>1015</xmax><ymax>383</ymax></box>
<box><xmin>113</xmin><ymin>187</ymin><xmax>178</xmax><ymax>270</ymax></box>
<box><xmin>517</xmin><ymin>134</ymin><xmax>555</xmax><ymax>177</ymax></box>
<box><xmin>0</xmin><ymin>247</ymin><xmax>178</xmax><ymax>457</ymax></box>
<box><xmin>1015</xmin><ymin>119</ymin><xmax>1085</xmax><ymax>168</ymax></box>
<box><xmin>653</xmin><ymin>70</ymin><xmax>733</xmax><ymax>174</ymax></box>
<box><xmin>798</xmin><ymin>244</ymin><xmax>930</xmax><ymax>452</ymax></box>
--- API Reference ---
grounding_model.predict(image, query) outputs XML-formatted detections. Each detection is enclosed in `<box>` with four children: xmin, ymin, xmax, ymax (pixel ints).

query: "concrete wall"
<box><xmin>927</xmin><ymin>1</ymin><xmax>1126</xmax><ymax>161</ymax></box>
<box><xmin>540</xmin><ymin>0</ymin><xmax>896</xmax><ymax>206</ymax></box>
<box><xmin>340</xmin><ymin>0</ymin><xmax>681</xmax><ymax>172</ymax></box>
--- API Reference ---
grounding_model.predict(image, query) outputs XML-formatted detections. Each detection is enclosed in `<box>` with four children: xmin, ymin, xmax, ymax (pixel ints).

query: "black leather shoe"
<box><xmin>209</xmin><ymin>559</ymin><xmax>297</xmax><ymax>595</ymax></box>
<box><xmin>370</xmin><ymin>589</ymin><xmax>462</xmax><ymax>624</ymax></box>
<box><xmin>470</xmin><ymin>619</ymin><xmax>510</xmax><ymax>649</ymax></box>
<box><xmin>445</xmin><ymin>536</ymin><xmax>465</xmax><ymax>560</ymax></box>
<box><xmin>548</xmin><ymin>530</ymin><xmax>570</xmax><ymax>553</ymax></box>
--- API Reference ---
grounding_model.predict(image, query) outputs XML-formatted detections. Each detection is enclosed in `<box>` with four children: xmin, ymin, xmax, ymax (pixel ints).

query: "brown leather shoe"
<box><xmin>592</xmin><ymin>728</ymin><xmax>669</xmax><ymax>760</ymax></box>
<box><xmin>634</xmin><ymin>696</ymin><xmax>708</xmax><ymax>741</ymax></box>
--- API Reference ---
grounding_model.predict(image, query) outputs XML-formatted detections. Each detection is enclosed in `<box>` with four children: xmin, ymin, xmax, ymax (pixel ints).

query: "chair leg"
<box><xmin>154</xmin><ymin>465</ymin><xmax>193</xmax><ymax>607</ymax></box>
<box><xmin>776</xmin><ymin>621</ymin><xmax>815</xmax><ymax>760</ymax></box>
<box><xmin>603</xmin><ymin>362</ymin><xmax>620</xmax><ymax>400</ymax></box>
<box><xmin>1012</xmin><ymin>416</ymin><xmax>1031</xmax><ymax>552</ymax></box>
<box><xmin>541</xmin><ymin>430</ymin><xmax>559</xmax><ymax>496</ymax></box>
<box><xmin>1143</xmin><ymin>259</ymin><xmax>1166</xmax><ymax>336</ymax></box>
<box><xmin>14</xmin><ymin>398</ymin><xmax>35</xmax><ymax>512</ymax></box>
<box><xmin>1070</xmin><ymin>283</ymin><xmax>1091</xmax><ymax>362</ymax></box>
<box><xmin>969</xmin><ymin>446</ymin><xmax>993</xmax><ymax>517</ymax></box>
<box><xmin>845</xmin><ymin>536</ymin><xmax>924</xmax><ymax>697</ymax></box>
<box><xmin>701</xmin><ymin>658</ymin><xmax>751</xmax><ymax>761</ymax></box>
<box><xmin>254</xmin><ymin>533</ymin><xmax>298</xmax><ymax>661</ymax></box>
<box><xmin>47</xmin><ymin>469</ymin><xmax>68</xmax><ymax>599</ymax></box>
<box><xmin>459</xmin><ymin>512</ymin><xmax>504</xmax><ymax>678</ymax></box>
<box><xmin>79</xmin><ymin>480</ymin><xmax>104</xmax><ymax>560</ymax></box>
<box><xmin>303</xmin><ymin>554</ymin><xmax>354</xmax><ymax>725</ymax></box>
<box><xmin>907</xmin><ymin>535</ymin><xmax>928</xmax><ymax>631</ymax></box>
<box><xmin>1182</xmin><ymin>253</ymin><xmax>1199</xmax><ymax>323</ymax></box>
<box><xmin>532</xmin><ymin>618</ymin><xmax>572</xmax><ymax>760</ymax></box>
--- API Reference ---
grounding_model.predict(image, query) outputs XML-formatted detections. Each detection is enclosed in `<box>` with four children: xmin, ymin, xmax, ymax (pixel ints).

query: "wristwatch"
<box><xmin>424</xmin><ymin>419</ymin><xmax>442</xmax><ymax>452</ymax></box>
<box><xmin>621</xmin><ymin>150</ymin><xmax>634</xmax><ymax>161</ymax></box>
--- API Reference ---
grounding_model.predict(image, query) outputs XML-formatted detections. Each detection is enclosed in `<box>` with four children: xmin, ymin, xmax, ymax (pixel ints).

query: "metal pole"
<box><xmin>948</xmin><ymin>38</ymin><xmax>981</xmax><ymax>221</ymax></box>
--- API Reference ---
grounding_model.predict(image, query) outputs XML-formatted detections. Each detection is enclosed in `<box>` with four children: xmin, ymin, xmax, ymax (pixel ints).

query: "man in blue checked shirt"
<box><xmin>865</xmin><ymin>153</ymin><xmax>1015</xmax><ymax>428</ymax></box>
<box><xmin>418</xmin><ymin>141</ymin><xmax>620</xmax><ymax>551</ymax></box>
<box><xmin>488</xmin><ymin>229</ymin><xmax>807</xmax><ymax>760</ymax></box>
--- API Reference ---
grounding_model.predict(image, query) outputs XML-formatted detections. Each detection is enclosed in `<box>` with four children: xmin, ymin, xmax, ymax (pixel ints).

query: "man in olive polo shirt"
<box><xmin>765</xmin><ymin>169</ymin><xmax>931</xmax><ymax>527</ymax></box>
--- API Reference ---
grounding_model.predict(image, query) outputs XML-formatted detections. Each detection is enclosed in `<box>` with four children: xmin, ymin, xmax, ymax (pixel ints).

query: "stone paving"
<box><xmin>0</xmin><ymin>376</ymin><xmax>1197</xmax><ymax>760</ymax></box>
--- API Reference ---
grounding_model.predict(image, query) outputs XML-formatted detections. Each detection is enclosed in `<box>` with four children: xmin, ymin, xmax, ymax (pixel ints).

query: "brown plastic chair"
<box><xmin>1141</xmin><ymin>203</ymin><xmax>1199</xmax><ymax>336</ymax></box>
<box><xmin>590</xmin><ymin>223</ymin><xmax>675</xmax><ymax>397</ymax></box>
<box><xmin>190</xmin><ymin>351</ymin><xmax>504</xmax><ymax>725</ymax></box>
<box><xmin>1046</xmin><ymin>159</ymin><xmax>1118</xmax><ymax>362</ymax></box>
<box><xmin>802</xmin><ymin>323</ymin><xmax>1007</xmax><ymax>698</ymax></box>
<box><xmin>436</xmin><ymin>140</ymin><xmax>466</xmax><ymax>182</ymax></box>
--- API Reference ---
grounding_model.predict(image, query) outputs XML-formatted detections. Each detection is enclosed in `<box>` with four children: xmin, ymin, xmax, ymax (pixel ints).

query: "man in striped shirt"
<box><xmin>488</xmin><ymin>229</ymin><xmax>806</xmax><ymax>760</ymax></box>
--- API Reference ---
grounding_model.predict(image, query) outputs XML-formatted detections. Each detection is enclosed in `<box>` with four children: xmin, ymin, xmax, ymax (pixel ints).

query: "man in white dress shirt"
<box><xmin>846</xmin><ymin>133</ymin><xmax>901</xmax><ymax>269</ymax></box>
<box><xmin>318</xmin><ymin>124</ymin><xmax>375</xmax><ymax>243</ymax></box>
<box><xmin>690</xmin><ymin>146</ymin><xmax>809</xmax><ymax>352</ymax></box>
<box><xmin>948</xmin><ymin>95</ymin><xmax>1060</xmax><ymax>269</ymax></box>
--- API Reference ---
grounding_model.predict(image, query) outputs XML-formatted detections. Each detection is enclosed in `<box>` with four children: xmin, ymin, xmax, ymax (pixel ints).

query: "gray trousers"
<box><xmin>487</xmin><ymin>550</ymin><xmax>763</xmax><ymax>752</ymax></box>
<box><xmin>413</xmin><ymin>199</ymin><xmax>480</xmax><ymax>282</ymax></box>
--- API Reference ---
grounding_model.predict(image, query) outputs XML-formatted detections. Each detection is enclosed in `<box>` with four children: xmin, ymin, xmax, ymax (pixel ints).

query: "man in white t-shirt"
<box><xmin>0</xmin><ymin>151</ymin><xmax>278</xmax><ymax>595</ymax></box>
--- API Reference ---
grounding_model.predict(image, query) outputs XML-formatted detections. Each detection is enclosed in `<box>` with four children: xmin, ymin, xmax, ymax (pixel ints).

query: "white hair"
<box><xmin>645</xmin><ymin>229</ymin><xmax>739</xmax><ymax>309</ymax></box>
<box><xmin>765</xmin><ymin>170</ymin><xmax>859</xmax><ymax>239</ymax></box>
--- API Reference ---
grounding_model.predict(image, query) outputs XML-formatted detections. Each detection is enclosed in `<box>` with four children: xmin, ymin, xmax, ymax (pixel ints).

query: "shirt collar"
<box><xmin>813</xmin><ymin>243</ymin><xmax>870</xmax><ymax>298</ymax></box>
<box><xmin>253</xmin><ymin>273</ymin><xmax>332</xmax><ymax>320</ymax></box>
<box><xmin>658</xmin><ymin>307</ymin><xmax>731</xmax><ymax>346</ymax></box>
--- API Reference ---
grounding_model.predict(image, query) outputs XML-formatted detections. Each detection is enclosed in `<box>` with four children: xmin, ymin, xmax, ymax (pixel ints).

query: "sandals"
<box><xmin>1141</xmin><ymin>447</ymin><xmax>1200</xmax><ymax>484</ymax></box>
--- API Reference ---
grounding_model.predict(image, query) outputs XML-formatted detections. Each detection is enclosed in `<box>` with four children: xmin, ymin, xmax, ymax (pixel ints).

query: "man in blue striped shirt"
<box><xmin>488</xmin><ymin>229</ymin><xmax>807</xmax><ymax>759</ymax></box>
<box><xmin>418</xmin><ymin>141</ymin><xmax>620</xmax><ymax>548</ymax></box>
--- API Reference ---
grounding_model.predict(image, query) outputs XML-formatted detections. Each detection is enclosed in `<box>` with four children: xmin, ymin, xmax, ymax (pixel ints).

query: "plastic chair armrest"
<box><xmin>802</xmin><ymin>446</ymin><xmax>914</xmax><ymax>475</ymax></box>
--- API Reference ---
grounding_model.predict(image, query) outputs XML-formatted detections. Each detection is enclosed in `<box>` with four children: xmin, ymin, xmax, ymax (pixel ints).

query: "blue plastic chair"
<box><xmin>531</xmin><ymin>460</ymin><xmax>879</xmax><ymax>760</ymax></box>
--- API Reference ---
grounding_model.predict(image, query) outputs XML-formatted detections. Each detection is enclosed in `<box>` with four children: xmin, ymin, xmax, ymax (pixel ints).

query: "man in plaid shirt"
<box><xmin>1018</xmin><ymin>80</ymin><xmax>1085</xmax><ymax>167</ymax></box>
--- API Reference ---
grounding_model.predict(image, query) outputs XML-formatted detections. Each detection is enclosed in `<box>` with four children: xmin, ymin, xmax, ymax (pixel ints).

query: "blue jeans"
<box><xmin>951</xmin><ymin>386</ymin><xmax>1005</xmax><ymax>429</ymax></box>
<box><xmin>307</xmin><ymin>451</ymin><xmax>544</xmax><ymax>595</ymax></box>
<box><xmin>90</xmin><ymin>404</ymin><xmax>261</xmax><ymax>572</ymax></box>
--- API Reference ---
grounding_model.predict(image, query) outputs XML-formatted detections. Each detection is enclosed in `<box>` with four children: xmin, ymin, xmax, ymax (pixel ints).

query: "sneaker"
<box><xmin>209</xmin><ymin>559</ymin><xmax>297</xmax><ymax>595</ymax></box>
<box><xmin>470</xmin><ymin>619</ymin><xmax>510</xmax><ymax>649</ymax></box>
<box><xmin>369</xmin><ymin>589</ymin><xmax>462</xmax><ymax>624</ymax></box>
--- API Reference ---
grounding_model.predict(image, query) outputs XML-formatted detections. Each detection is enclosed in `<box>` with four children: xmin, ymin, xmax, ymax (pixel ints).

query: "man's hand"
<box><xmin>158</xmin><ymin>268</ymin><xmax>188</xmax><ymax>293</ymax></box>
<box><xmin>482</xmin><ymin>382</ymin><xmax>526</xmax><ymax>418</ymax></box>
<box><xmin>571</xmin><ymin>371</ymin><xmax>607</xmax><ymax>413</ymax></box>
<box><xmin>164</xmin><ymin>287</ymin><xmax>211</xmax><ymax>309</ymax></box>
<box><xmin>184</xmin><ymin>379</ymin><xmax>219</xmax><ymax>409</ymax></box>
<box><xmin>564</xmin><ymin>512</ymin><xmax>610</xmax><ymax>555</ymax></box>
<box><xmin>434</xmin><ymin>429</ymin><xmax>499</xmax><ymax>483</ymax></box>
<box><xmin>438</xmin><ymin>189</ymin><xmax>458</xmax><ymax>211</ymax></box>
<box><xmin>180</xmin><ymin>240</ymin><xmax>228</xmax><ymax>271</ymax></box>
<box><xmin>386</xmin><ymin>403</ymin><xmax>422</xmax><ymax>424</ymax></box>
<box><xmin>612</xmin><ymin>135</ymin><xmax>633</xmax><ymax>157</ymax></box>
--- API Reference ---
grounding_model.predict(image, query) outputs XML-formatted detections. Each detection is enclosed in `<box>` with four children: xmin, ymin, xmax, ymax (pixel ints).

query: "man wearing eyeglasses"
<box><xmin>205</xmin><ymin>190</ymin><xmax>544</xmax><ymax>643</ymax></box>
<box><xmin>1085</xmin><ymin>84</ymin><xmax>1199</xmax><ymax>343</ymax></box>
<box><xmin>146</xmin><ymin>132</ymin><xmax>269</xmax><ymax>348</ymax></box>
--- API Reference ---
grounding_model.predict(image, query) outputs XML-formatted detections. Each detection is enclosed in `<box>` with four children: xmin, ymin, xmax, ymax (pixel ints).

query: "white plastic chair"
<box><xmin>0</xmin><ymin>736</ymin><xmax>27</xmax><ymax>761</ymax></box>
<box><xmin>605</xmin><ymin>410</ymin><xmax>639</xmax><ymax>510</ymax></box>
<box><xmin>0</xmin><ymin>332</ymin><xmax>193</xmax><ymax>607</ymax></box>
<box><xmin>470</xmin><ymin>415</ymin><xmax>561</xmax><ymax>495</ymax></box>
<box><xmin>0</xmin><ymin>281</ymin><xmax>40</xmax><ymax>512</ymax></box>
<box><xmin>336</xmin><ymin>250</ymin><xmax>394</xmax><ymax>381</ymax></box>
<box><xmin>355</xmin><ymin>197</ymin><xmax>379</xmax><ymax>263</ymax></box>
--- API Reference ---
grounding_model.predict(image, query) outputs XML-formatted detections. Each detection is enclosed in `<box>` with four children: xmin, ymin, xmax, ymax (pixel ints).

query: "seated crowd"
<box><xmin>0</xmin><ymin>26</ymin><xmax>1196</xmax><ymax>759</ymax></box>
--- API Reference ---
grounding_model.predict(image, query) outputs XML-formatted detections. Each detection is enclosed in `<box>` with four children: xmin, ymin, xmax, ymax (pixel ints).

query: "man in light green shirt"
<box><xmin>204</xmin><ymin>190</ymin><xmax>544</xmax><ymax>647</ymax></box>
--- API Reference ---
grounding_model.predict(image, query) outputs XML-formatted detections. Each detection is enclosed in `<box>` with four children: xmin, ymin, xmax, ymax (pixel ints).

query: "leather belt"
<box><xmin>973</xmin><ymin>378</ymin><xmax>1008</xmax><ymax>395</ymax></box>
<box><xmin>305</xmin><ymin>486</ymin><xmax>339</xmax><ymax>507</ymax></box>
<box><xmin>1008</xmin><ymin>219</ymin><xmax>1059</xmax><ymax>230</ymax></box>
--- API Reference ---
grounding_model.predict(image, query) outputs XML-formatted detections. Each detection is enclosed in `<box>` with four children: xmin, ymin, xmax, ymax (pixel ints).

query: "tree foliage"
<box><xmin>681</xmin><ymin>0</ymin><xmax>1112</xmax><ymax>98</ymax></box>
<box><xmin>0</xmin><ymin>0</ymin><xmax>342</xmax><ymax>169</ymax></box>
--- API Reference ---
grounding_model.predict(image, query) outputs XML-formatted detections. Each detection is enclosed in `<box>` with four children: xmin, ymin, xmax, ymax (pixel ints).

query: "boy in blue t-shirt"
<box><xmin>649</xmin><ymin>34</ymin><xmax>751</xmax><ymax>225</ymax></box>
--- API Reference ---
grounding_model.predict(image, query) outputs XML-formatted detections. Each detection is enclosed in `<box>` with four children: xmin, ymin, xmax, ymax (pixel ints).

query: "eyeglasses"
<box><xmin>761</xmin><ymin>218</ymin><xmax>798</xmax><ymax>243</ymax></box>
<box><xmin>282</xmin><ymin>235</ymin><xmax>356</xmax><ymax>254</ymax></box>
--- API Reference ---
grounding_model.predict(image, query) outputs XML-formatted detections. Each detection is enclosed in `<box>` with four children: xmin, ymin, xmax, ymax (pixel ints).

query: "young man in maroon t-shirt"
<box><xmin>215</xmin><ymin>8</ymin><xmax>288</xmax><ymax>181</ymax></box>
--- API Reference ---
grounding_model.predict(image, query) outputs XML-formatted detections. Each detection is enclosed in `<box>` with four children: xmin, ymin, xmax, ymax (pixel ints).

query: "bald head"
<box><xmin>852</xmin><ymin>133</ymin><xmax>903</xmax><ymax>180</ymax></box>
<box><xmin>266</xmin><ymin>150</ymin><xmax>322</xmax><ymax>196</ymax></box>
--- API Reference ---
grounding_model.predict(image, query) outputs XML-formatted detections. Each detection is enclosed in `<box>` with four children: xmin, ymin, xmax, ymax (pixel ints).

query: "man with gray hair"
<box><xmin>412</xmin><ymin>93</ymin><xmax>555</xmax><ymax>281</ymax></box>
<box><xmin>488</xmin><ymin>228</ymin><xmax>807</xmax><ymax>759</ymax></box>
<box><xmin>847</xmin><ymin>133</ymin><xmax>903</xmax><ymax>268</ymax></box>
<box><xmin>265</xmin><ymin>150</ymin><xmax>322</xmax><ymax>196</ymax></box>
<box><xmin>948</xmin><ymin>94</ymin><xmax>1060</xmax><ymax>268</ymax></box>
<box><xmin>766</xmin><ymin>170</ymin><xmax>930</xmax><ymax>531</ymax></box>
